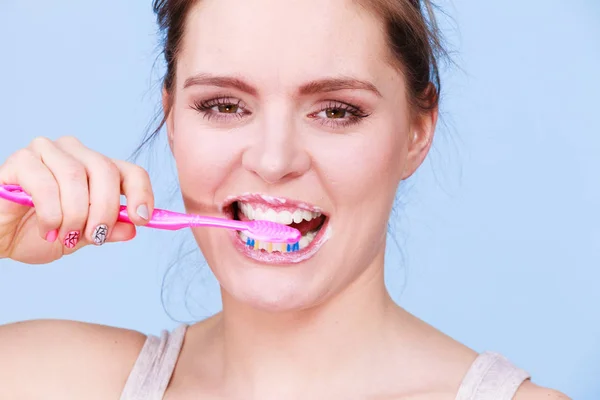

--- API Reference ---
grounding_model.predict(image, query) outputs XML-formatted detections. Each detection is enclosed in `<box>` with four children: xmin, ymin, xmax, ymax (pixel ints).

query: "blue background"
<box><xmin>1</xmin><ymin>1</ymin><xmax>598</xmax><ymax>397</ymax></box>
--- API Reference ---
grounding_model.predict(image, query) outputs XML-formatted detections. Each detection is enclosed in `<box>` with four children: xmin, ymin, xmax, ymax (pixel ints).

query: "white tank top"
<box><xmin>120</xmin><ymin>325</ymin><xmax>530</xmax><ymax>400</ymax></box>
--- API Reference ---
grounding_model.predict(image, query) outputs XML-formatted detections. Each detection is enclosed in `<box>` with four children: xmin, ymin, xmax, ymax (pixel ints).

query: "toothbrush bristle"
<box><xmin>246</xmin><ymin>239</ymin><xmax>300</xmax><ymax>253</ymax></box>
<box><xmin>285</xmin><ymin>243</ymin><xmax>301</xmax><ymax>252</ymax></box>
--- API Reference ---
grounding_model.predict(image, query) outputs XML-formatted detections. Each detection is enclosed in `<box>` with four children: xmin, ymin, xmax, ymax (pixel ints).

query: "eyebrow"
<box><xmin>299</xmin><ymin>77</ymin><xmax>382</xmax><ymax>97</ymax></box>
<box><xmin>184</xmin><ymin>74</ymin><xmax>258</xmax><ymax>95</ymax></box>
<box><xmin>183</xmin><ymin>73</ymin><xmax>382</xmax><ymax>97</ymax></box>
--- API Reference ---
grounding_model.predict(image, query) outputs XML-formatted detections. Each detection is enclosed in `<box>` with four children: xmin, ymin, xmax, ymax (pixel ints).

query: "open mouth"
<box><xmin>222</xmin><ymin>194</ymin><xmax>330</xmax><ymax>263</ymax></box>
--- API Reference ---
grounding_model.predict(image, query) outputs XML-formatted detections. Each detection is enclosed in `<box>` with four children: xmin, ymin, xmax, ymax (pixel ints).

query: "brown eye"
<box><xmin>309</xmin><ymin>101</ymin><xmax>369</xmax><ymax>129</ymax></box>
<box><xmin>217</xmin><ymin>104</ymin><xmax>240</xmax><ymax>113</ymax></box>
<box><xmin>325</xmin><ymin>108</ymin><xmax>346</xmax><ymax>119</ymax></box>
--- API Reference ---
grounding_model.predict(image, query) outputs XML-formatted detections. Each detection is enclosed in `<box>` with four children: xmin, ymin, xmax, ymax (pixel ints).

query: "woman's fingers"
<box><xmin>106</xmin><ymin>221</ymin><xmax>137</xmax><ymax>243</ymax></box>
<box><xmin>54</xmin><ymin>137</ymin><xmax>122</xmax><ymax>246</ymax></box>
<box><xmin>111</xmin><ymin>159</ymin><xmax>155</xmax><ymax>226</ymax></box>
<box><xmin>0</xmin><ymin>147</ymin><xmax>63</xmax><ymax>241</ymax></box>
<box><xmin>0</xmin><ymin>135</ymin><xmax>154</xmax><ymax>264</ymax></box>
<box><xmin>54</xmin><ymin>137</ymin><xmax>155</xmax><ymax>247</ymax></box>
<box><xmin>3</xmin><ymin>135</ymin><xmax>154</xmax><ymax>252</ymax></box>
<box><xmin>28</xmin><ymin>137</ymin><xmax>90</xmax><ymax>249</ymax></box>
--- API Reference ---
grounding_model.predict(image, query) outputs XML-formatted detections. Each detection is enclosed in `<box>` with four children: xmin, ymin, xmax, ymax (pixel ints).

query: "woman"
<box><xmin>0</xmin><ymin>0</ymin><xmax>569</xmax><ymax>399</ymax></box>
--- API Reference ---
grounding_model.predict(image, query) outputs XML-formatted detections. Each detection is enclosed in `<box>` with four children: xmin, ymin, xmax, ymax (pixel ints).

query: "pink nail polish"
<box><xmin>45</xmin><ymin>229</ymin><xmax>59</xmax><ymax>243</ymax></box>
<box><xmin>64</xmin><ymin>231</ymin><xmax>80</xmax><ymax>249</ymax></box>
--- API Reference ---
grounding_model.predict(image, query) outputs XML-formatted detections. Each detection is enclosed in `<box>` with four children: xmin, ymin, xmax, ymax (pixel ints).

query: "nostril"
<box><xmin>241</xmin><ymin>139</ymin><xmax>311</xmax><ymax>185</ymax></box>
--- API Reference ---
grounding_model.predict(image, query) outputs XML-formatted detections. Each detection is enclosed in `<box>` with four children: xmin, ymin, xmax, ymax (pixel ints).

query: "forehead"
<box><xmin>178</xmin><ymin>0</ymin><xmax>394</xmax><ymax>88</ymax></box>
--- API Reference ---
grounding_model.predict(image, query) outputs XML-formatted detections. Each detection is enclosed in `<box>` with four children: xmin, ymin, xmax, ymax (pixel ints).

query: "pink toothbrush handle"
<box><xmin>0</xmin><ymin>185</ymin><xmax>34</xmax><ymax>207</ymax></box>
<box><xmin>0</xmin><ymin>184</ymin><xmax>246</xmax><ymax>232</ymax></box>
<box><xmin>117</xmin><ymin>206</ymin><xmax>248</xmax><ymax>232</ymax></box>
<box><xmin>0</xmin><ymin>184</ymin><xmax>301</xmax><ymax>243</ymax></box>
<box><xmin>118</xmin><ymin>207</ymin><xmax>301</xmax><ymax>244</ymax></box>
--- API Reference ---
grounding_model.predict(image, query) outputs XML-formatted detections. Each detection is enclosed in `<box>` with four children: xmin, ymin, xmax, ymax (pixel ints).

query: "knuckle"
<box><xmin>122</xmin><ymin>163</ymin><xmax>151</xmax><ymax>187</ymax></box>
<box><xmin>132</xmin><ymin>166</ymin><xmax>153</xmax><ymax>196</ymax></box>
<box><xmin>130</xmin><ymin>164</ymin><xmax>150</xmax><ymax>180</ymax></box>
<box><xmin>104</xmin><ymin>161</ymin><xmax>121</xmax><ymax>181</ymax></box>
<box><xmin>11</xmin><ymin>148</ymin><xmax>35</xmax><ymax>163</ymax></box>
<box><xmin>29</xmin><ymin>136</ymin><xmax>53</xmax><ymax>150</ymax></box>
<box><xmin>56</xmin><ymin>135</ymin><xmax>81</xmax><ymax>147</ymax></box>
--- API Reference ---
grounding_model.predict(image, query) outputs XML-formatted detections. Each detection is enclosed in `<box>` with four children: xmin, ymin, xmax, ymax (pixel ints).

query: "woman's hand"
<box><xmin>0</xmin><ymin>136</ymin><xmax>154</xmax><ymax>264</ymax></box>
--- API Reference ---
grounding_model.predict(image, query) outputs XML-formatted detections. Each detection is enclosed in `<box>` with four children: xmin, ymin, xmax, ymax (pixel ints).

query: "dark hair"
<box><xmin>361</xmin><ymin>0</ymin><xmax>446</xmax><ymax>112</ymax></box>
<box><xmin>135</xmin><ymin>0</ymin><xmax>447</xmax><ymax>155</ymax></box>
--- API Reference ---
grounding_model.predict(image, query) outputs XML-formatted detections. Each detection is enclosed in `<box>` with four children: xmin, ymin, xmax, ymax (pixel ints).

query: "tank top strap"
<box><xmin>455</xmin><ymin>351</ymin><xmax>530</xmax><ymax>400</ymax></box>
<box><xmin>120</xmin><ymin>324</ymin><xmax>188</xmax><ymax>400</ymax></box>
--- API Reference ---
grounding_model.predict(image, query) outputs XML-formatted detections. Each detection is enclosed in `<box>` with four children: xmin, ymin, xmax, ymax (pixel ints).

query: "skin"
<box><xmin>0</xmin><ymin>0</ymin><xmax>569</xmax><ymax>399</ymax></box>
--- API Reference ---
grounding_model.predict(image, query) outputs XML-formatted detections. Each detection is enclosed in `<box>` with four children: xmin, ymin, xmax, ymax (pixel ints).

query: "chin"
<box><xmin>212</xmin><ymin>246</ymin><xmax>333</xmax><ymax>313</ymax></box>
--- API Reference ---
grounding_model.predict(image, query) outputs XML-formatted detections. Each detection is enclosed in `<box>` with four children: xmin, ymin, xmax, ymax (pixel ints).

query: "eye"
<box><xmin>190</xmin><ymin>97</ymin><xmax>251</xmax><ymax>121</ymax></box>
<box><xmin>216</xmin><ymin>103</ymin><xmax>242</xmax><ymax>114</ymax></box>
<box><xmin>309</xmin><ymin>101</ymin><xmax>370</xmax><ymax>128</ymax></box>
<box><xmin>321</xmin><ymin>108</ymin><xmax>348</xmax><ymax>119</ymax></box>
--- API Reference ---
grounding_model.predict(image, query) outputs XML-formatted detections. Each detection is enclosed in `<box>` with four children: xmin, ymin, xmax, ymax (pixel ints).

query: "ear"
<box><xmin>162</xmin><ymin>86</ymin><xmax>175</xmax><ymax>152</ymax></box>
<box><xmin>400</xmin><ymin>106</ymin><xmax>438</xmax><ymax>180</ymax></box>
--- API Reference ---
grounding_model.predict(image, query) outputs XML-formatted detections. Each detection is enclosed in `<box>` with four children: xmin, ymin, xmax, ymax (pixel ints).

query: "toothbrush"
<box><xmin>0</xmin><ymin>184</ymin><xmax>301</xmax><ymax>244</ymax></box>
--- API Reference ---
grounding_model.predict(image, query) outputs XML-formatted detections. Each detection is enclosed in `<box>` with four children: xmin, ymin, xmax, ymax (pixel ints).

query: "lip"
<box><xmin>229</xmin><ymin>219</ymin><xmax>330</xmax><ymax>265</ymax></box>
<box><xmin>221</xmin><ymin>193</ymin><xmax>330</xmax><ymax>265</ymax></box>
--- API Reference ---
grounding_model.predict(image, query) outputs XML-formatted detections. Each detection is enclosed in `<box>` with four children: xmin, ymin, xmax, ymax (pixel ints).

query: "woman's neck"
<box><xmin>212</xmin><ymin>253</ymin><xmax>403</xmax><ymax>398</ymax></box>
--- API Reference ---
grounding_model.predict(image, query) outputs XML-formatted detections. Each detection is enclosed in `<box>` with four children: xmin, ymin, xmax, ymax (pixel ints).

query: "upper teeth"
<box><xmin>238</xmin><ymin>202</ymin><xmax>321</xmax><ymax>224</ymax></box>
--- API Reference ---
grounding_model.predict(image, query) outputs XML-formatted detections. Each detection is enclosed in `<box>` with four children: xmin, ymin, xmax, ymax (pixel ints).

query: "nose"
<box><xmin>242</xmin><ymin>111</ymin><xmax>311</xmax><ymax>184</ymax></box>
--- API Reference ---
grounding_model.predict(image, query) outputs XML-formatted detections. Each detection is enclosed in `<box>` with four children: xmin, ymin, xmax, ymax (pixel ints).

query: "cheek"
<box><xmin>171</xmin><ymin>111</ymin><xmax>239</xmax><ymax>207</ymax></box>
<box><xmin>313</xmin><ymin>128</ymin><xmax>406</xmax><ymax>207</ymax></box>
<box><xmin>312</xmin><ymin>127</ymin><xmax>406</xmax><ymax>276</ymax></box>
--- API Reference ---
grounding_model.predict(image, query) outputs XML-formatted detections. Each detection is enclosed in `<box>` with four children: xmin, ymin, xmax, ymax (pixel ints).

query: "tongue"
<box><xmin>238</xmin><ymin>212</ymin><xmax>325</xmax><ymax>236</ymax></box>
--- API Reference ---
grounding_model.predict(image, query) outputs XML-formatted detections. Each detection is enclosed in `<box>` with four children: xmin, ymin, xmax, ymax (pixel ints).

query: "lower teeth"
<box><xmin>239</xmin><ymin>229</ymin><xmax>318</xmax><ymax>253</ymax></box>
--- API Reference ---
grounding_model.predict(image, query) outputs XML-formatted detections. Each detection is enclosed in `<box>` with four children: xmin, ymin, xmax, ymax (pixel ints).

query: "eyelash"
<box><xmin>190</xmin><ymin>97</ymin><xmax>370</xmax><ymax>128</ymax></box>
<box><xmin>190</xmin><ymin>97</ymin><xmax>250</xmax><ymax>122</ymax></box>
<box><xmin>309</xmin><ymin>101</ymin><xmax>370</xmax><ymax>128</ymax></box>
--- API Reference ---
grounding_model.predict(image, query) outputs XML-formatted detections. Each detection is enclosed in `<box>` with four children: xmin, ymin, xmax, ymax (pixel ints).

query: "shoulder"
<box><xmin>0</xmin><ymin>319</ymin><xmax>147</xmax><ymax>400</ymax></box>
<box><xmin>514</xmin><ymin>381</ymin><xmax>571</xmax><ymax>400</ymax></box>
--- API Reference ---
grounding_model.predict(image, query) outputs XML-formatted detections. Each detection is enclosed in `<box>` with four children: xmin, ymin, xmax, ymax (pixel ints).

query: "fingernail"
<box><xmin>64</xmin><ymin>231</ymin><xmax>80</xmax><ymax>249</ymax></box>
<box><xmin>92</xmin><ymin>224</ymin><xmax>109</xmax><ymax>246</ymax></box>
<box><xmin>136</xmin><ymin>204</ymin><xmax>149</xmax><ymax>220</ymax></box>
<box><xmin>45</xmin><ymin>229</ymin><xmax>58</xmax><ymax>243</ymax></box>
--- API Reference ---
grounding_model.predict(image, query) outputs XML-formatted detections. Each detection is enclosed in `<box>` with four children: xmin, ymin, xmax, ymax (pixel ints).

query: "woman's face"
<box><xmin>166</xmin><ymin>0</ymin><xmax>434</xmax><ymax>311</ymax></box>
